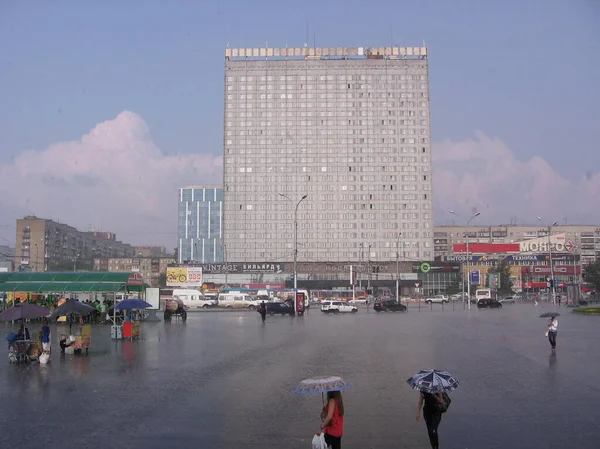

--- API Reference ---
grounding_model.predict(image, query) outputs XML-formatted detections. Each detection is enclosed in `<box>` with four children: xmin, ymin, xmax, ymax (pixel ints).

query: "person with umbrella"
<box><xmin>541</xmin><ymin>312</ymin><xmax>560</xmax><ymax>350</ymax></box>
<box><xmin>293</xmin><ymin>376</ymin><xmax>350</xmax><ymax>449</ymax></box>
<box><xmin>408</xmin><ymin>369</ymin><xmax>459</xmax><ymax>449</ymax></box>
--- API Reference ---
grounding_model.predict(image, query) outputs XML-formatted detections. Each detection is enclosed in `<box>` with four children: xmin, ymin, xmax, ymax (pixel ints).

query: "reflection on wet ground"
<box><xmin>1</xmin><ymin>305</ymin><xmax>599</xmax><ymax>448</ymax></box>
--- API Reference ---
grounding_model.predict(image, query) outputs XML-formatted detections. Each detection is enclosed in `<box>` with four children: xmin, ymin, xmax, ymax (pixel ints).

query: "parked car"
<box><xmin>256</xmin><ymin>301</ymin><xmax>293</xmax><ymax>316</ymax></box>
<box><xmin>499</xmin><ymin>296</ymin><xmax>515</xmax><ymax>304</ymax></box>
<box><xmin>218</xmin><ymin>293</ymin><xmax>260</xmax><ymax>309</ymax></box>
<box><xmin>321</xmin><ymin>301</ymin><xmax>358</xmax><ymax>313</ymax></box>
<box><xmin>172</xmin><ymin>289</ymin><xmax>217</xmax><ymax>309</ymax></box>
<box><xmin>373</xmin><ymin>300</ymin><xmax>407</xmax><ymax>312</ymax></box>
<box><xmin>424</xmin><ymin>295</ymin><xmax>449</xmax><ymax>304</ymax></box>
<box><xmin>477</xmin><ymin>298</ymin><xmax>503</xmax><ymax>309</ymax></box>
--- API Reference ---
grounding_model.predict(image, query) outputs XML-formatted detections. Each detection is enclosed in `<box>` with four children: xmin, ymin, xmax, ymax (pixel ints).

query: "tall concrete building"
<box><xmin>223</xmin><ymin>45</ymin><xmax>434</xmax><ymax>263</ymax></box>
<box><xmin>177</xmin><ymin>186</ymin><xmax>223</xmax><ymax>264</ymax></box>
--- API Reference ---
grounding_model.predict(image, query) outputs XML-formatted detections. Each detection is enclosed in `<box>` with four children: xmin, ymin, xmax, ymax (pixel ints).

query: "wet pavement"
<box><xmin>1</xmin><ymin>304</ymin><xmax>599</xmax><ymax>448</ymax></box>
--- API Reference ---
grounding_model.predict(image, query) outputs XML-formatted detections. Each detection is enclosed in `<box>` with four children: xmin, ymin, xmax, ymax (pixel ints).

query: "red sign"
<box><xmin>295</xmin><ymin>292</ymin><xmax>305</xmax><ymax>313</ymax></box>
<box><xmin>521</xmin><ymin>266</ymin><xmax>578</xmax><ymax>275</ymax></box>
<box><xmin>453</xmin><ymin>243</ymin><xmax>520</xmax><ymax>254</ymax></box>
<box><xmin>126</xmin><ymin>273</ymin><xmax>144</xmax><ymax>286</ymax></box>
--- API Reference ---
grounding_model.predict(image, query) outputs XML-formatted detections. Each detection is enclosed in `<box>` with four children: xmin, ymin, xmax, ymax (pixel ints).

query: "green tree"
<box><xmin>488</xmin><ymin>261</ymin><xmax>514</xmax><ymax>295</ymax></box>
<box><xmin>583</xmin><ymin>261</ymin><xmax>600</xmax><ymax>292</ymax></box>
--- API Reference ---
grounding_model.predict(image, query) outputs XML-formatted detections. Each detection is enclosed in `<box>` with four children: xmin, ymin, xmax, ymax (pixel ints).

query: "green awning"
<box><xmin>0</xmin><ymin>282</ymin><xmax>137</xmax><ymax>293</ymax></box>
<box><xmin>0</xmin><ymin>272</ymin><xmax>135</xmax><ymax>284</ymax></box>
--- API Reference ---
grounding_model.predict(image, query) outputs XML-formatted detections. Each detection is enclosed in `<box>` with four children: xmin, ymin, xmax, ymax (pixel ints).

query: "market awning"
<box><xmin>0</xmin><ymin>272</ymin><xmax>148</xmax><ymax>293</ymax></box>
<box><xmin>0</xmin><ymin>282</ymin><xmax>143</xmax><ymax>293</ymax></box>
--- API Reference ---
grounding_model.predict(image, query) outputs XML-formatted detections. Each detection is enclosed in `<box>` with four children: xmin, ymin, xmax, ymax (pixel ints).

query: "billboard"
<box><xmin>166</xmin><ymin>267</ymin><xmax>203</xmax><ymax>287</ymax></box>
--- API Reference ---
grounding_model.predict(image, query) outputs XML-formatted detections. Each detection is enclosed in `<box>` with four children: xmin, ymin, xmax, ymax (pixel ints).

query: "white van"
<box><xmin>218</xmin><ymin>293</ymin><xmax>259</xmax><ymax>309</ymax></box>
<box><xmin>173</xmin><ymin>289</ymin><xmax>217</xmax><ymax>309</ymax></box>
<box><xmin>475</xmin><ymin>289</ymin><xmax>496</xmax><ymax>303</ymax></box>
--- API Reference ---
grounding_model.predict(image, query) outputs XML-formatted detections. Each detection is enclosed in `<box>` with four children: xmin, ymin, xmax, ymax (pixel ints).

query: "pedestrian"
<box><xmin>557</xmin><ymin>295</ymin><xmax>562</xmax><ymax>307</ymax></box>
<box><xmin>260</xmin><ymin>301</ymin><xmax>267</xmax><ymax>323</ymax></box>
<box><xmin>41</xmin><ymin>319</ymin><xmax>51</xmax><ymax>354</ymax></box>
<box><xmin>416</xmin><ymin>390</ymin><xmax>445</xmax><ymax>449</ymax></box>
<box><xmin>317</xmin><ymin>390</ymin><xmax>344</xmax><ymax>449</ymax></box>
<box><xmin>547</xmin><ymin>316</ymin><xmax>558</xmax><ymax>350</ymax></box>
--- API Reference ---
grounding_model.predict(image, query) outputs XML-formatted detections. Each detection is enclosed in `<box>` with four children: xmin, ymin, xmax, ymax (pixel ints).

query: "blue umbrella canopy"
<box><xmin>0</xmin><ymin>303</ymin><xmax>50</xmax><ymax>321</ymax></box>
<box><xmin>115</xmin><ymin>298</ymin><xmax>152</xmax><ymax>310</ymax></box>
<box><xmin>407</xmin><ymin>369</ymin><xmax>460</xmax><ymax>394</ymax></box>
<box><xmin>293</xmin><ymin>376</ymin><xmax>352</xmax><ymax>394</ymax></box>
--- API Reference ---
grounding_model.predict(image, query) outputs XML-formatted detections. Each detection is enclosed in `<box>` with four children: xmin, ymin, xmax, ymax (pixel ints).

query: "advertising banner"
<box><xmin>166</xmin><ymin>267</ymin><xmax>203</xmax><ymax>287</ymax></box>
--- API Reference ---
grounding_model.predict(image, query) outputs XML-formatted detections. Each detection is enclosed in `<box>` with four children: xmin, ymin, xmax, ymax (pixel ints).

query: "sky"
<box><xmin>0</xmin><ymin>0</ymin><xmax>599</xmax><ymax>248</ymax></box>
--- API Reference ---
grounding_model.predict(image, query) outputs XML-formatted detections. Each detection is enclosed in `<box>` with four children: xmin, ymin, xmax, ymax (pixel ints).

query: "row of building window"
<box><xmin>228</xmin><ymin>74</ymin><xmax>427</xmax><ymax>82</ymax></box>
<box><xmin>227</xmin><ymin>95</ymin><xmax>427</xmax><ymax>104</ymax></box>
<box><xmin>226</xmin><ymin>137</ymin><xmax>428</xmax><ymax>145</ymax></box>
<box><xmin>228</xmin><ymin>101</ymin><xmax>428</xmax><ymax>116</ymax></box>
<box><xmin>228</xmin><ymin>146</ymin><xmax>428</xmax><ymax>155</ymax></box>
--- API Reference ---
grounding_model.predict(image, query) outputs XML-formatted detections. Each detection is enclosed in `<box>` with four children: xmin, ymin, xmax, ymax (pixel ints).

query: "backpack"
<box><xmin>436</xmin><ymin>392</ymin><xmax>452</xmax><ymax>413</ymax></box>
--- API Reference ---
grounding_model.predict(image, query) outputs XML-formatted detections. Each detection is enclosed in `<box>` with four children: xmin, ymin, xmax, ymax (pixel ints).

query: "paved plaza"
<box><xmin>1</xmin><ymin>304</ymin><xmax>598</xmax><ymax>448</ymax></box>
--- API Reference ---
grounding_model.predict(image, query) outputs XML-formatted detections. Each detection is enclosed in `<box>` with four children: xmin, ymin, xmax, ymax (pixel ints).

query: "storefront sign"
<box><xmin>411</xmin><ymin>261</ymin><xmax>460</xmax><ymax>273</ymax></box>
<box><xmin>519</xmin><ymin>234</ymin><xmax>573</xmax><ymax>253</ymax></box>
<box><xmin>178</xmin><ymin>263</ymin><xmax>284</xmax><ymax>274</ymax></box>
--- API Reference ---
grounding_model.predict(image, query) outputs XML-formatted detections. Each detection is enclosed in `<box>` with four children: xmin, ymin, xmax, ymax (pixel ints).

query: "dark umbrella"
<box><xmin>115</xmin><ymin>299</ymin><xmax>152</xmax><ymax>310</ymax></box>
<box><xmin>407</xmin><ymin>369</ymin><xmax>460</xmax><ymax>394</ymax></box>
<box><xmin>0</xmin><ymin>303</ymin><xmax>50</xmax><ymax>322</ymax></box>
<box><xmin>539</xmin><ymin>312</ymin><xmax>561</xmax><ymax>318</ymax></box>
<box><xmin>52</xmin><ymin>300</ymin><xmax>96</xmax><ymax>332</ymax></box>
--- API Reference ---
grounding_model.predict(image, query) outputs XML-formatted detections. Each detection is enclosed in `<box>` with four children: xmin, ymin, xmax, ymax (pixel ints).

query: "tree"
<box><xmin>488</xmin><ymin>261</ymin><xmax>514</xmax><ymax>295</ymax></box>
<box><xmin>583</xmin><ymin>261</ymin><xmax>600</xmax><ymax>293</ymax></box>
<box><xmin>446</xmin><ymin>278</ymin><xmax>461</xmax><ymax>295</ymax></box>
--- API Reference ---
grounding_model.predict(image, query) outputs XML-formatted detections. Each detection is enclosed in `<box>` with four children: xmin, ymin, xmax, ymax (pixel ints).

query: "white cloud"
<box><xmin>0</xmin><ymin>111</ymin><xmax>222</xmax><ymax>247</ymax></box>
<box><xmin>433</xmin><ymin>131</ymin><xmax>600</xmax><ymax>225</ymax></box>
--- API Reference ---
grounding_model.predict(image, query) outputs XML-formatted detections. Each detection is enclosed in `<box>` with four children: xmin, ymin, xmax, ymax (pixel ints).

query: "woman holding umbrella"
<box><xmin>547</xmin><ymin>315</ymin><xmax>559</xmax><ymax>350</ymax></box>
<box><xmin>408</xmin><ymin>369</ymin><xmax>459</xmax><ymax>449</ymax></box>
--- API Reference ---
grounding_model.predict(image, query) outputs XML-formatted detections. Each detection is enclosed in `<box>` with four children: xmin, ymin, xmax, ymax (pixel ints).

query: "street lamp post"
<box><xmin>537</xmin><ymin>217</ymin><xmax>558</xmax><ymax>307</ymax></box>
<box><xmin>450</xmin><ymin>210</ymin><xmax>481</xmax><ymax>310</ymax></box>
<box><xmin>279</xmin><ymin>193</ymin><xmax>308</xmax><ymax>314</ymax></box>
<box><xmin>367</xmin><ymin>243</ymin><xmax>372</xmax><ymax>294</ymax></box>
<box><xmin>396</xmin><ymin>232</ymin><xmax>402</xmax><ymax>303</ymax></box>
<box><xmin>34</xmin><ymin>243</ymin><xmax>39</xmax><ymax>272</ymax></box>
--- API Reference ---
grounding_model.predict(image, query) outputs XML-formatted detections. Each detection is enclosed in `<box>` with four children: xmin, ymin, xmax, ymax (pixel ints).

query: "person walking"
<box><xmin>317</xmin><ymin>390</ymin><xmax>344</xmax><ymax>449</ymax></box>
<box><xmin>41</xmin><ymin>319</ymin><xmax>51</xmax><ymax>354</ymax></box>
<box><xmin>547</xmin><ymin>316</ymin><xmax>559</xmax><ymax>350</ymax></box>
<box><xmin>259</xmin><ymin>301</ymin><xmax>267</xmax><ymax>323</ymax></box>
<box><xmin>416</xmin><ymin>390</ymin><xmax>445</xmax><ymax>449</ymax></box>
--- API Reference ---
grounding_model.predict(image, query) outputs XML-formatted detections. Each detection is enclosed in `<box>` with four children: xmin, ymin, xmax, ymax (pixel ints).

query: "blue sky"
<box><xmin>0</xmin><ymin>0</ymin><xmax>599</xmax><ymax>245</ymax></box>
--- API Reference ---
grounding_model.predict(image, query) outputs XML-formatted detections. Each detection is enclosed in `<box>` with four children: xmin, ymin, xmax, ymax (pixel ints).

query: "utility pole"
<box><xmin>450</xmin><ymin>210</ymin><xmax>481</xmax><ymax>310</ymax></box>
<box><xmin>367</xmin><ymin>242</ymin><xmax>372</xmax><ymax>294</ymax></box>
<box><xmin>538</xmin><ymin>217</ymin><xmax>558</xmax><ymax>307</ymax></box>
<box><xmin>396</xmin><ymin>232</ymin><xmax>401</xmax><ymax>303</ymax></box>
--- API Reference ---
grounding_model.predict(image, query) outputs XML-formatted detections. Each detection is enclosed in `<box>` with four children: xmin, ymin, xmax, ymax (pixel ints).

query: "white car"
<box><xmin>499</xmin><ymin>296</ymin><xmax>515</xmax><ymax>304</ymax></box>
<box><xmin>321</xmin><ymin>301</ymin><xmax>358</xmax><ymax>313</ymax></box>
<box><xmin>424</xmin><ymin>295</ymin><xmax>449</xmax><ymax>304</ymax></box>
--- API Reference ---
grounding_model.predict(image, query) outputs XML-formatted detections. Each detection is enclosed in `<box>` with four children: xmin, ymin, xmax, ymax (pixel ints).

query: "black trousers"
<box><xmin>324</xmin><ymin>433</ymin><xmax>341</xmax><ymax>449</ymax></box>
<box><xmin>548</xmin><ymin>331</ymin><xmax>557</xmax><ymax>348</ymax></box>
<box><xmin>424</xmin><ymin>409</ymin><xmax>442</xmax><ymax>449</ymax></box>
<box><xmin>260</xmin><ymin>313</ymin><xmax>266</xmax><ymax>322</ymax></box>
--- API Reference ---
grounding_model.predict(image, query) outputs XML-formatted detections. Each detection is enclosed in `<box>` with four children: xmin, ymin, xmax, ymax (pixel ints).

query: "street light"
<box><xmin>450</xmin><ymin>210</ymin><xmax>481</xmax><ymax>310</ymax></box>
<box><xmin>74</xmin><ymin>253</ymin><xmax>80</xmax><ymax>272</ymax></box>
<box><xmin>395</xmin><ymin>232</ymin><xmax>402</xmax><ymax>303</ymax></box>
<box><xmin>279</xmin><ymin>193</ymin><xmax>308</xmax><ymax>314</ymax></box>
<box><xmin>537</xmin><ymin>217</ymin><xmax>558</xmax><ymax>307</ymax></box>
<box><xmin>34</xmin><ymin>243</ymin><xmax>39</xmax><ymax>272</ymax></box>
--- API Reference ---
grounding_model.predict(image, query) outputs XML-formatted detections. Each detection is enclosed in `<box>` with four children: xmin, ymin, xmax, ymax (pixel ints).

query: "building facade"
<box><xmin>223</xmin><ymin>45</ymin><xmax>434</xmax><ymax>263</ymax></box>
<box><xmin>434</xmin><ymin>224</ymin><xmax>600</xmax><ymax>265</ymax></box>
<box><xmin>93</xmin><ymin>257</ymin><xmax>174</xmax><ymax>287</ymax></box>
<box><xmin>16</xmin><ymin>216</ymin><xmax>136</xmax><ymax>272</ymax></box>
<box><xmin>177</xmin><ymin>186</ymin><xmax>223</xmax><ymax>264</ymax></box>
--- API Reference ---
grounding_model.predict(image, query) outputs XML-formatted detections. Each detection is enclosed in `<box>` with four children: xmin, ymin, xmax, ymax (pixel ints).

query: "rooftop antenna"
<box><xmin>313</xmin><ymin>32</ymin><xmax>316</xmax><ymax>49</ymax></box>
<box><xmin>389</xmin><ymin>24</ymin><xmax>394</xmax><ymax>47</ymax></box>
<box><xmin>306</xmin><ymin>21</ymin><xmax>309</xmax><ymax>47</ymax></box>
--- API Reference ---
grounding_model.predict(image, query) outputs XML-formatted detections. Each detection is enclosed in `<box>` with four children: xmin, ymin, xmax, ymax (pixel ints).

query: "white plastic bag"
<box><xmin>39</xmin><ymin>353</ymin><xmax>50</xmax><ymax>364</ymax></box>
<box><xmin>312</xmin><ymin>433</ymin><xmax>327</xmax><ymax>449</ymax></box>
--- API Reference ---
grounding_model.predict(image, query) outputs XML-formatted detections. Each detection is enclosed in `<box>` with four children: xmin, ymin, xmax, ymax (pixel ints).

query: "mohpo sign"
<box><xmin>519</xmin><ymin>240</ymin><xmax>574</xmax><ymax>253</ymax></box>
